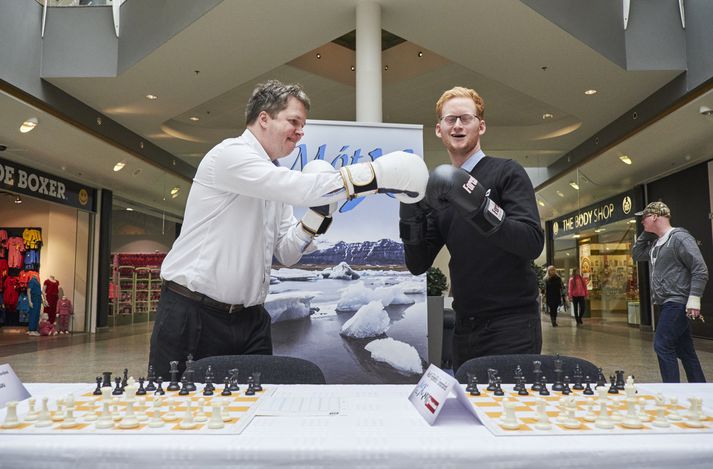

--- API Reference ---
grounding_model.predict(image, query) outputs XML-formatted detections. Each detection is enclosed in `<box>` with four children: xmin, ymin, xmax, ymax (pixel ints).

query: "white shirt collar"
<box><xmin>459</xmin><ymin>149</ymin><xmax>486</xmax><ymax>172</ymax></box>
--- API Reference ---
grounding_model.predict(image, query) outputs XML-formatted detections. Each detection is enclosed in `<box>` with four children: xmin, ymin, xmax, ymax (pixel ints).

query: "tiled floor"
<box><xmin>2</xmin><ymin>315</ymin><xmax>712</xmax><ymax>383</ymax></box>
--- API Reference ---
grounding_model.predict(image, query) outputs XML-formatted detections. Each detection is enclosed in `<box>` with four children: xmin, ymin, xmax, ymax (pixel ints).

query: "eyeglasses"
<box><xmin>440</xmin><ymin>113</ymin><xmax>479</xmax><ymax>126</ymax></box>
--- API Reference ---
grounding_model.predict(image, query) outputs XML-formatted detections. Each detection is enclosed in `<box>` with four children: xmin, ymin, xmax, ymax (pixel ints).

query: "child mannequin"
<box><xmin>56</xmin><ymin>296</ymin><xmax>73</xmax><ymax>334</ymax></box>
<box><xmin>38</xmin><ymin>312</ymin><xmax>57</xmax><ymax>336</ymax></box>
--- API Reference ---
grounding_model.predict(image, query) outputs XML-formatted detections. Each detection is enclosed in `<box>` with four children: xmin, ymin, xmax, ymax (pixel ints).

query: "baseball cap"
<box><xmin>634</xmin><ymin>201</ymin><xmax>671</xmax><ymax>217</ymax></box>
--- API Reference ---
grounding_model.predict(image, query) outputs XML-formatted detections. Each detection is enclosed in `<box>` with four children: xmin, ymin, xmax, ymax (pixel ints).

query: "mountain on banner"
<box><xmin>300</xmin><ymin>238</ymin><xmax>405</xmax><ymax>266</ymax></box>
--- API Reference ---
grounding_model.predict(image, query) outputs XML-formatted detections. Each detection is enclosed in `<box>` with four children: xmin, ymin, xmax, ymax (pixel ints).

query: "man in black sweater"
<box><xmin>400</xmin><ymin>86</ymin><xmax>544</xmax><ymax>371</ymax></box>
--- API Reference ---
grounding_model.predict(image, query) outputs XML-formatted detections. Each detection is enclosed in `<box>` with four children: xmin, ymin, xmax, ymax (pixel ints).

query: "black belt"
<box><xmin>163</xmin><ymin>280</ymin><xmax>245</xmax><ymax>314</ymax></box>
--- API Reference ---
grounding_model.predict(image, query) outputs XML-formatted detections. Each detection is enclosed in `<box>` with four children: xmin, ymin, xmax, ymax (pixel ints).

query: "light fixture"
<box><xmin>584</xmin><ymin>89</ymin><xmax>598</xmax><ymax>95</ymax></box>
<box><xmin>125</xmin><ymin>207</ymin><xmax>134</xmax><ymax>211</ymax></box>
<box><xmin>542</xmin><ymin>113</ymin><xmax>554</xmax><ymax>120</ymax></box>
<box><xmin>628</xmin><ymin>219</ymin><xmax>637</xmax><ymax>224</ymax></box>
<box><xmin>14</xmin><ymin>195</ymin><xmax>22</xmax><ymax>204</ymax></box>
<box><xmin>537</xmin><ymin>199</ymin><xmax>545</xmax><ymax>207</ymax></box>
<box><xmin>594</xmin><ymin>228</ymin><xmax>606</xmax><ymax>233</ymax></box>
<box><xmin>189</xmin><ymin>116</ymin><xmax>200</xmax><ymax>122</ymax></box>
<box><xmin>145</xmin><ymin>94</ymin><xmax>158</xmax><ymax>100</ymax></box>
<box><xmin>170</xmin><ymin>186</ymin><xmax>180</xmax><ymax>197</ymax></box>
<box><xmin>556</xmin><ymin>190</ymin><xmax>564</xmax><ymax>198</ymax></box>
<box><xmin>572</xmin><ymin>234</ymin><xmax>581</xmax><ymax>239</ymax></box>
<box><xmin>569</xmin><ymin>181</ymin><xmax>580</xmax><ymax>190</ymax></box>
<box><xmin>619</xmin><ymin>155</ymin><xmax>632</xmax><ymax>165</ymax></box>
<box><xmin>699</xmin><ymin>105</ymin><xmax>713</xmax><ymax>116</ymax></box>
<box><xmin>565</xmin><ymin>252</ymin><xmax>570</xmax><ymax>256</ymax></box>
<box><xmin>350</xmin><ymin>65</ymin><xmax>355</xmax><ymax>71</ymax></box>
<box><xmin>417</xmin><ymin>51</ymin><xmax>423</xmax><ymax>57</ymax></box>
<box><xmin>113</xmin><ymin>161</ymin><xmax>126</xmax><ymax>172</ymax></box>
<box><xmin>19</xmin><ymin>117</ymin><xmax>39</xmax><ymax>133</ymax></box>
<box><xmin>384</xmin><ymin>65</ymin><xmax>389</xmax><ymax>71</ymax></box>
<box><xmin>315</xmin><ymin>53</ymin><xmax>321</xmax><ymax>59</ymax></box>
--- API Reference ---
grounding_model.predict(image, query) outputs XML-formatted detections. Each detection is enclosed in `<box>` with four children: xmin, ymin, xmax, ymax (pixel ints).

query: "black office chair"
<box><xmin>441</xmin><ymin>308</ymin><xmax>456</xmax><ymax>369</ymax></box>
<box><xmin>189</xmin><ymin>355</ymin><xmax>326</xmax><ymax>384</ymax></box>
<box><xmin>454</xmin><ymin>354</ymin><xmax>600</xmax><ymax>384</ymax></box>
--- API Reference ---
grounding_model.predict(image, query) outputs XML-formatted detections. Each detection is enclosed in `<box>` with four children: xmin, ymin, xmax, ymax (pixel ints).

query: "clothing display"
<box><xmin>0</xmin><ymin>227</ymin><xmax>43</xmax><ymax>327</ymax></box>
<box><xmin>27</xmin><ymin>276</ymin><xmax>42</xmax><ymax>333</ymax></box>
<box><xmin>56</xmin><ymin>297</ymin><xmax>73</xmax><ymax>333</ymax></box>
<box><xmin>43</xmin><ymin>277</ymin><xmax>60</xmax><ymax>323</ymax></box>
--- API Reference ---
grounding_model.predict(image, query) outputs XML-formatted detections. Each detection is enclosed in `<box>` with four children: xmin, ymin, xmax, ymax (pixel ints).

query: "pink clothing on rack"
<box><xmin>56</xmin><ymin>297</ymin><xmax>73</xmax><ymax>316</ymax></box>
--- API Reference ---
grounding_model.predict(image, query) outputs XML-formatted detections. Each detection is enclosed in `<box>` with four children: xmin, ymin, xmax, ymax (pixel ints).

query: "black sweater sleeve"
<box><xmin>403</xmin><ymin>211</ymin><xmax>446</xmax><ymax>275</ymax></box>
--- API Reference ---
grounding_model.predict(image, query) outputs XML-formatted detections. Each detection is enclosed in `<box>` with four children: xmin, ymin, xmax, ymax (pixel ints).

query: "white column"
<box><xmin>356</xmin><ymin>0</ymin><xmax>382</xmax><ymax>123</ymax></box>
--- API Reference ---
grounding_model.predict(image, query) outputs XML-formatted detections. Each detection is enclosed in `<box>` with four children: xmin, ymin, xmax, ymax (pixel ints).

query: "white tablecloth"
<box><xmin>1</xmin><ymin>383</ymin><xmax>712</xmax><ymax>468</ymax></box>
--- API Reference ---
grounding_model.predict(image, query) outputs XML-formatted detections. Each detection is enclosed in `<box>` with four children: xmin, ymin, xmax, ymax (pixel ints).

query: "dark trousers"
<box><xmin>653</xmin><ymin>302</ymin><xmax>706</xmax><ymax>383</ymax></box>
<box><xmin>452</xmin><ymin>312</ymin><xmax>542</xmax><ymax>372</ymax></box>
<box><xmin>546</xmin><ymin>301</ymin><xmax>560</xmax><ymax>325</ymax></box>
<box><xmin>148</xmin><ymin>287</ymin><xmax>273</xmax><ymax>380</ymax></box>
<box><xmin>572</xmin><ymin>297</ymin><xmax>586</xmax><ymax>323</ymax></box>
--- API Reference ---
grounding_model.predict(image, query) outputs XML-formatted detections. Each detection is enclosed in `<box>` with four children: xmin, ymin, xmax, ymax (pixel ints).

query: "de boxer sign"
<box><xmin>0</xmin><ymin>156</ymin><xmax>96</xmax><ymax>212</ymax></box>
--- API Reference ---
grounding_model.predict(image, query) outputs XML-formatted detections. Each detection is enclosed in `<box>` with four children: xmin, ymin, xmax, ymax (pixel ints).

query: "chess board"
<box><xmin>466</xmin><ymin>385</ymin><xmax>713</xmax><ymax>436</ymax></box>
<box><xmin>0</xmin><ymin>383</ymin><xmax>273</xmax><ymax>435</ymax></box>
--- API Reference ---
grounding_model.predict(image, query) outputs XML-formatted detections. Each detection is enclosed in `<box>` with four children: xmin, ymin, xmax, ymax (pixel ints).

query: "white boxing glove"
<box><xmin>300</xmin><ymin>159</ymin><xmax>338</xmax><ymax>236</ymax></box>
<box><xmin>338</xmin><ymin>151</ymin><xmax>429</xmax><ymax>204</ymax></box>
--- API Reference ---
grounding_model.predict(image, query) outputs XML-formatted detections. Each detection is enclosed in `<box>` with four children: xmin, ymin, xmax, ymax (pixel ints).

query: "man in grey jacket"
<box><xmin>632</xmin><ymin>201</ymin><xmax>707</xmax><ymax>383</ymax></box>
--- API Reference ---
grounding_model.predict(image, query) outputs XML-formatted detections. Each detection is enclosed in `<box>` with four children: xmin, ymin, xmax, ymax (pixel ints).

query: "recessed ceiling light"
<box><xmin>315</xmin><ymin>53</ymin><xmax>321</xmax><ymax>59</ymax></box>
<box><xmin>537</xmin><ymin>199</ymin><xmax>545</xmax><ymax>207</ymax></box>
<box><xmin>565</xmin><ymin>252</ymin><xmax>570</xmax><ymax>256</ymax></box>
<box><xmin>19</xmin><ymin>117</ymin><xmax>38</xmax><ymax>133</ymax></box>
<box><xmin>384</xmin><ymin>65</ymin><xmax>389</xmax><ymax>71</ymax></box>
<box><xmin>145</xmin><ymin>94</ymin><xmax>158</xmax><ymax>100</ymax></box>
<box><xmin>14</xmin><ymin>195</ymin><xmax>22</xmax><ymax>205</ymax></box>
<box><xmin>126</xmin><ymin>207</ymin><xmax>134</xmax><ymax>211</ymax></box>
<box><xmin>569</xmin><ymin>181</ymin><xmax>580</xmax><ymax>190</ymax></box>
<box><xmin>556</xmin><ymin>190</ymin><xmax>564</xmax><ymax>198</ymax></box>
<box><xmin>572</xmin><ymin>234</ymin><xmax>581</xmax><ymax>239</ymax></box>
<box><xmin>189</xmin><ymin>116</ymin><xmax>200</xmax><ymax>122</ymax></box>
<box><xmin>619</xmin><ymin>155</ymin><xmax>632</xmax><ymax>165</ymax></box>
<box><xmin>542</xmin><ymin>113</ymin><xmax>554</xmax><ymax>120</ymax></box>
<box><xmin>350</xmin><ymin>65</ymin><xmax>355</xmax><ymax>71</ymax></box>
<box><xmin>584</xmin><ymin>89</ymin><xmax>598</xmax><ymax>95</ymax></box>
<box><xmin>417</xmin><ymin>51</ymin><xmax>423</xmax><ymax>57</ymax></box>
<box><xmin>113</xmin><ymin>161</ymin><xmax>126</xmax><ymax>172</ymax></box>
<box><xmin>170</xmin><ymin>186</ymin><xmax>180</xmax><ymax>196</ymax></box>
<box><xmin>594</xmin><ymin>228</ymin><xmax>606</xmax><ymax>233</ymax></box>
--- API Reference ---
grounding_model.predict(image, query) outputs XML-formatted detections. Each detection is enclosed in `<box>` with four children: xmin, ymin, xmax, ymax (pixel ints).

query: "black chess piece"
<box><xmin>178</xmin><ymin>376</ymin><xmax>190</xmax><ymax>396</ymax></box>
<box><xmin>583</xmin><ymin>377</ymin><xmax>594</xmax><ymax>395</ymax></box>
<box><xmin>486</xmin><ymin>368</ymin><xmax>498</xmax><ymax>391</ymax></box>
<box><xmin>244</xmin><ymin>376</ymin><xmax>256</xmax><ymax>396</ymax></box>
<box><xmin>122</xmin><ymin>368</ymin><xmax>129</xmax><ymax>391</ymax></box>
<box><xmin>145</xmin><ymin>366</ymin><xmax>157</xmax><ymax>392</ymax></box>
<box><xmin>615</xmin><ymin>370</ymin><xmax>626</xmax><ymax>390</ymax></box>
<box><xmin>136</xmin><ymin>377</ymin><xmax>147</xmax><ymax>396</ymax></box>
<box><xmin>466</xmin><ymin>372</ymin><xmax>476</xmax><ymax>393</ymax></box>
<box><xmin>595</xmin><ymin>368</ymin><xmax>606</xmax><ymax>388</ymax></box>
<box><xmin>167</xmin><ymin>361</ymin><xmax>181</xmax><ymax>391</ymax></box>
<box><xmin>221</xmin><ymin>377</ymin><xmax>232</xmax><ymax>396</ymax></box>
<box><xmin>572</xmin><ymin>365</ymin><xmax>584</xmax><ymax>391</ymax></box>
<box><xmin>155</xmin><ymin>377</ymin><xmax>166</xmax><ymax>396</ymax></box>
<box><xmin>517</xmin><ymin>377</ymin><xmax>529</xmax><ymax>396</ymax></box>
<box><xmin>538</xmin><ymin>376</ymin><xmax>550</xmax><ymax>396</ymax></box>
<box><xmin>112</xmin><ymin>377</ymin><xmax>123</xmax><ymax>395</ymax></box>
<box><xmin>204</xmin><ymin>365</ymin><xmax>216</xmax><ymax>393</ymax></box>
<box><xmin>531</xmin><ymin>361</ymin><xmax>543</xmax><ymax>391</ymax></box>
<box><xmin>562</xmin><ymin>376</ymin><xmax>571</xmax><ymax>395</ymax></box>
<box><xmin>551</xmin><ymin>354</ymin><xmax>564</xmax><ymax>392</ymax></box>
<box><xmin>469</xmin><ymin>375</ymin><xmax>480</xmax><ymax>396</ymax></box>
<box><xmin>493</xmin><ymin>378</ymin><xmax>504</xmax><ymax>396</ymax></box>
<box><xmin>228</xmin><ymin>369</ymin><xmax>240</xmax><ymax>392</ymax></box>
<box><xmin>101</xmin><ymin>371</ymin><xmax>113</xmax><ymax>388</ymax></box>
<box><xmin>184</xmin><ymin>355</ymin><xmax>197</xmax><ymax>392</ymax></box>
<box><xmin>252</xmin><ymin>372</ymin><xmax>263</xmax><ymax>392</ymax></box>
<box><xmin>93</xmin><ymin>377</ymin><xmax>103</xmax><ymax>395</ymax></box>
<box><xmin>607</xmin><ymin>375</ymin><xmax>619</xmax><ymax>394</ymax></box>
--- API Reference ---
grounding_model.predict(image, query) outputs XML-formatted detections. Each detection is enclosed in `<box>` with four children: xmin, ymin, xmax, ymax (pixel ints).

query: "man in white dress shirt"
<box><xmin>148</xmin><ymin>80</ymin><xmax>429</xmax><ymax>379</ymax></box>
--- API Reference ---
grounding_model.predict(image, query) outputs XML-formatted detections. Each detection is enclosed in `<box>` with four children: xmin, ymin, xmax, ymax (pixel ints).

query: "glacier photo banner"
<box><xmin>272</xmin><ymin>120</ymin><xmax>427</xmax><ymax>384</ymax></box>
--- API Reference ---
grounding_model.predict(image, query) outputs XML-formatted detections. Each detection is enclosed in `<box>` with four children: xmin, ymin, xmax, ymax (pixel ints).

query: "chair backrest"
<box><xmin>454</xmin><ymin>354</ymin><xmax>600</xmax><ymax>385</ymax></box>
<box><xmin>189</xmin><ymin>355</ymin><xmax>326</xmax><ymax>384</ymax></box>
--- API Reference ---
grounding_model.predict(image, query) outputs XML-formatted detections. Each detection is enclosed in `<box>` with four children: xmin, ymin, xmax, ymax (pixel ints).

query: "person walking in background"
<box><xmin>568</xmin><ymin>267</ymin><xmax>588</xmax><ymax>326</ymax></box>
<box><xmin>544</xmin><ymin>266</ymin><xmax>565</xmax><ymax>327</ymax></box>
<box><xmin>632</xmin><ymin>201</ymin><xmax>707</xmax><ymax>383</ymax></box>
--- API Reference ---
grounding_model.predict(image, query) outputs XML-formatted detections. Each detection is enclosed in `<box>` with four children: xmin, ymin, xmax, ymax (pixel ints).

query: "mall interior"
<box><xmin>1</xmin><ymin>0</ymin><xmax>712</xmax><ymax>384</ymax></box>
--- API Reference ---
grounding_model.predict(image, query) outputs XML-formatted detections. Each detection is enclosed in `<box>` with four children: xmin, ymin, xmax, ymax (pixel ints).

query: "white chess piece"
<box><xmin>499</xmin><ymin>398</ymin><xmax>520</xmax><ymax>430</ymax></box>
<box><xmin>24</xmin><ymin>398</ymin><xmax>39</xmax><ymax>422</ymax></box>
<box><xmin>667</xmin><ymin>397</ymin><xmax>683</xmax><ymax>421</ymax></box>
<box><xmin>594</xmin><ymin>387</ymin><xmax>614</xmax><ymax>429</ymax></box>
<box><xmin>652</xmin><ymin>404</ymin><xmax>671</xmax><ymax>428</ymax></box>
<box><xmin>179</xmin><ymin>400</ymin><xmax>197</xmax><ymax>429</ymax></box>
<box><xmin>148</xmin><ymin>398</ymin><xmax>164</xmax><ymax>428</ymax></box>
<box><xmin>1</xmin><ymin>401</ymin><xmax>21</xmax><ymax>428</ymax></box>
<box><xmin>621</xmin><ymin>398</ymin><xmax>643</xmax><ymax>429</ymax></box>
<box><xmin>207</xmin><ymin>403</ymin><xmax>225</xmax><ymax>429</ymax></box>
<box><xmin>221</xmin><ymin>398</ymin><xmax>232</xmax><ymax>422</ymax></box>
<box><xmin>582</xmin><ymin>398</ymin><xmax>597</xmax><ymax>422</ymax></box>
<box><xmin>162</xmin><ymin>398</ymin><xmax>178</xmax><ymax>422</ymax></box>
<box><xmin>637</xmin><ymin>397</ymin><xmax>651</xmax><ymax>422</ymax></box>
<box><xmin>193</xmin><ymin>398</ymin><xmax>208</xmax><ymax>422</ymax></box>
<box><xmin>562</xmin><ymin>398</ymin><xmax>581</xmax><ymax>429</ymax></box>
<box><xmin>95</xmin><ymin>399</ymin><xmax>114</xmax><ymax>429</ymax></box>
<box><xmin>534</xmin><ymin>398</ymin><xmax>552</xmax><ymax>430</ymax></box>
<box><xmin>60</xmin><ymin>399</ymin><xmax>78</xmax><ymax>428</ymax></box>
<box><xmin>111</xmin><ymin>397</ymin><xmax>122</xmax><ymax>422</ymax></box>
<box><xmin>683</xmin><ymin>397</ymin><xmax>704</xmax><ymax>428</ymax></box>
<box><xmin>118</xmin><ymin>400</ymin><xmax>140</xmax><ymax>429</ymax></box>
<box><xmin>35</xmin><ymin>397</ymin><xmax>53</xmax><ymax>428</ymax></box>
<box><xmin>51</xmin><ymin>398</ymin><xmax>65</xmax><ymax>422</ymax></box>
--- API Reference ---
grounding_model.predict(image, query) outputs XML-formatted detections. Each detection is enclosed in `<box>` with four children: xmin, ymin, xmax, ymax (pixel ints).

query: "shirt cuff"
<box><xmin>295</xmin><ymin>223</ymin><xmax>315</xmax><ymax>249</ymax></box>
<box><xmin>686</xmin><ymin>296</ymin><xmax>701</xmax><ymax>310</ymax></box>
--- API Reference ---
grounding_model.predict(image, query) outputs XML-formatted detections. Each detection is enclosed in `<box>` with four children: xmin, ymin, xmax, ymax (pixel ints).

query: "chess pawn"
<box><xmin>118</xmin><ymin>400</ymin><xmax>140</xmax><ymax>429</ymax></box>
<box><xmin>193</xmin><ymin>398</ymin><xmax>209</xmax><ymax>422</ymax></box>
<box><xmin>207</xmin><ymin>403</ymin><xmax>225</xmax><ymax>429</ymax></box>
<box><xmin>178</xmin><ymin>400</ymin><xmax>198</xmax><ymax>430</ymax></box>
<box><xmin>245</xmin><ymin>376</ymin><xmax>256</xmax><ymax>396</ymax></box>
<box><xmin>60</xmin><ymin>398</ymin><xmax>79</xmax><ymax>428</ymax></box>
<box><xmin>221</xmin><ymin>377</ymin><xmax>232</xmax><ymax>396</ymax></box>
<box><xmin>621</xmin><ymin>398</ymin><xmax>643</xmax><ymax>429</ymax></box>
<box><xmin>1</xmin><ymin>401</ymin><xmax>21</xmax><ymax>428</ymax></box>
<box><xmin>607</xmin><ymin>376</ymin><xmax>619</xmax><ymax>394</ymax></box>
<box><xmin>667</xmin><ymin>397</ymin><xmax>683</xmax><ymax>421</ymax></box>
<box><xmin>95</xmin><ymin>399</ymin><xmax>115</xmax><ymax>429</ymax></box>
<box><xmin>252</xmin><ymin>372</ymin><xmax>263</xmax><ymax>392</ymax></box>
<box><xmin>111</xmin><ymin>398</ymin><xmax>122</xmax><ymax>421</ymax></box>
<box><xmin>582</xmin><ymin>378</ymin><xmax>594</xmax><ymax>395</ymax></box>
<box><xmin>683</xmin><ymin>397</ymin><xmax>704</xmax><ymax>428</ymax></box>
<box><xmin>533</xmin><ymin>399</ymin><xmax>552</xmax><ymax>430</ymax></box>
<box><xmin>24</xmin><ymin>398</ymin><xmax>39</xmax><ymax>421</ymax></box>
<box><xmin>112</xmin><ymin>377</ymin><xmax>124</xmax><ymax>395</ymax></box>
<box><xmin>93</xmin><ymin>377</ymin><xmax>103</xmax><ymax>396</ymax></box>
<box><xmin>35</xmin><ymin>397</ymin><xmax>53</xmax><ymax>428</ymax></box>
<box><xmin>51</xmin><ymin>398</ymin><xmax>65</xmax><ymax>422</ymax></box>
<box><xmin>466</xmin><ymin>372</ymin><xmax>476</xmax><ymax>393</ymax></box>
<box><xmin>162</xmin><ymin>399</ymin><xmax>178</xmax><ymax>422</ymax></box>
<box><xmin>148</xmin><ymin>398</ymin><xmax>164</xmax><ymax>428</ymax></box>
<box><xmin>562</xmin><ymin>399</ymin><xmax>581</xmax><ymax>429</ymax></box>
<box><xmin>154</xmin><ymin>377</ymin><xmax>166</xmax><ymax>396</ymax></box>
<box><xmin>145</xmin><ymin>366</ymin><xmax>157</xmax><ymax>392</ymax></box>
<box><xmin>594</xmin><ymin>388</ymin><xmax>614</xmax><ymax>429</ymax></box>
<box><xmin>493</xmin><ymin>378</ymin><xmax>505</xmax><ymax>396</ymax></box>
<box><xmin>179</xmin><ymin>376</ymin><xmax>190</xmax><ymax>396</ymax></box>
<box><xmin>136</xmin><ymin>377</ymin><xmax>147</xmax><ymax>396</ymax></box>
<box><xmin>221</xmin><ymin>398</ymin><xmax>232</xmax><ymax>422</ymax></box>
<box><xmin>561</xmin><ymin>376</ymin><xmax>572</xmax><ymax>395</ymax></box>
<box><xmin>637</xmin><ymin>397</ymin><xmax>651</xmax><ymax>422</ymax></box>
<box><xmin>582</xmin><ymin>398</ymin><xmax>597</xmax><ymax>422</ymax></box>
<box><xmin>652</xmin><ymin>404</ymin><xmax>671</xmax><ymax>428</ymax></box>
<box><xmin>538</xmin><ymin>376</ymin><xmax>550</xmax><ymax>396</ymax></box>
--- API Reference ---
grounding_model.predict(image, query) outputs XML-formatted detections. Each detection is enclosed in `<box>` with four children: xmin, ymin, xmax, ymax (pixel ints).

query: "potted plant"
<box><xmin>426</xmin><ymin>266</ymin><xmax>449</xmax><ymax>367</ymax></box>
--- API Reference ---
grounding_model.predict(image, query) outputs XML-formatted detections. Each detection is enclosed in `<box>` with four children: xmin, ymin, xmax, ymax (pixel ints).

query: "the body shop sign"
<box><xmin>550</xmin><ymin>188</ymin><xmax>642</xmax><ymax>239</ymax></box>
<box><xmin>0</xmin><ymin>156</ymin><xmax>96</xmax><ymax>211</ymax></box>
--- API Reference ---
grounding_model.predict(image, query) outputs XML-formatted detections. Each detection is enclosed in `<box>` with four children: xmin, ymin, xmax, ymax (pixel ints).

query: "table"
<box><xmin>1</xmin><ymin>383</ymin><xmax>712</xmax><ymax>468</ymax></box>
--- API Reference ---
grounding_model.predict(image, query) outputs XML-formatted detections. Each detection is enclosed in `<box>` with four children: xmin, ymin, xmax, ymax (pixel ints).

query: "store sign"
<box><xmin>550</xmin><ymin>188</ymin><xmax>642</xmax><ymax>239</ymax></box>
<box><xmin>0</xmin><ymin>156</ymin><xmax>96</xmax><ymax>211</ymax></box>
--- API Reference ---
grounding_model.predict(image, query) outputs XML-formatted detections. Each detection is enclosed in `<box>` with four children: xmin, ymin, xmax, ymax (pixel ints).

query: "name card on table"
<box><xmin>408</xmin><ymin>364</ymin><xmax>481</xmax><ymax>425</ymax></box>
<box><xmin>0</xmin><ymin>363</ymin><xmax>31</xmax><ymax>409</ymax></box>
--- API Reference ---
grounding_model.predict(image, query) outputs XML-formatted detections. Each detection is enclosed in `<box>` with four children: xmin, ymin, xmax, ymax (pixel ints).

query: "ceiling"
<box><xmin>1</xmin><ymin>0</ymin><xmax>711</xmax><ymax>221</ymax></box>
